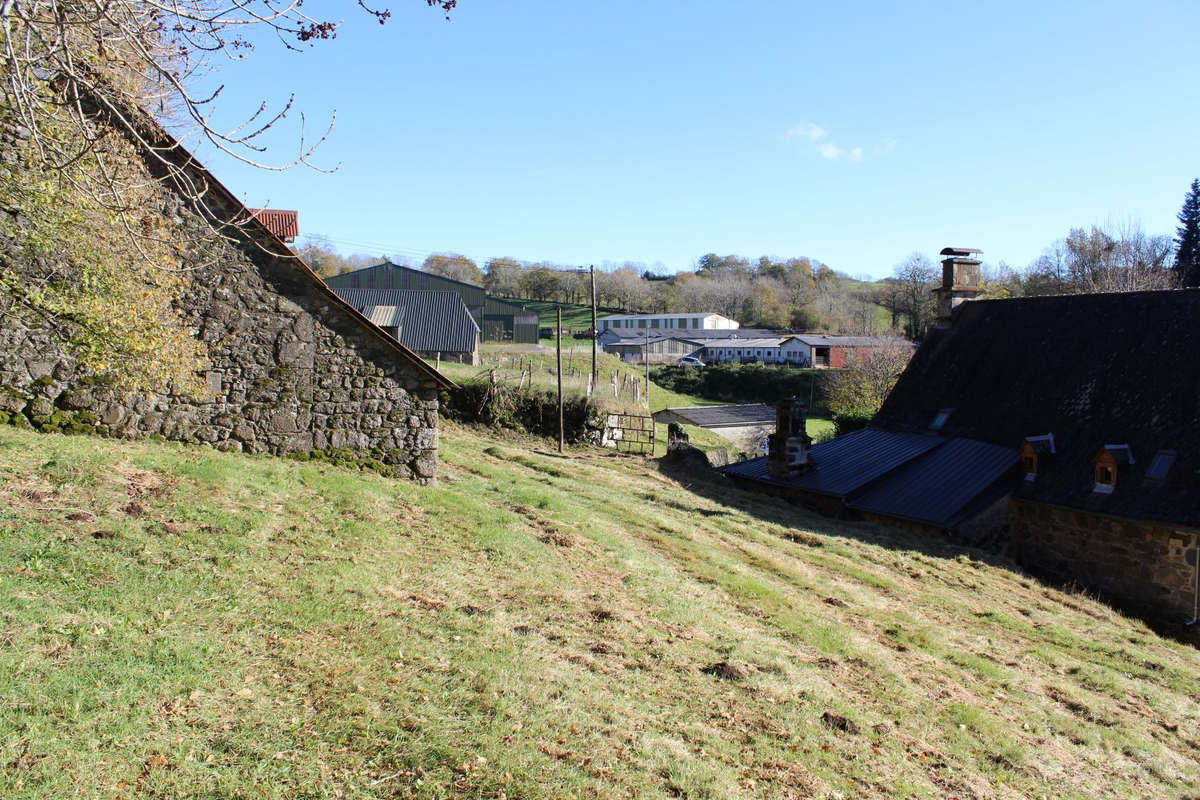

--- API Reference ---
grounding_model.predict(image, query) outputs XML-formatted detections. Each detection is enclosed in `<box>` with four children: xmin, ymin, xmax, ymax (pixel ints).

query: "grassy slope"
<box><xmin>1</xmin><ymin>425</ymin><xmax>1198</xmax><ymax>800</ymax></box>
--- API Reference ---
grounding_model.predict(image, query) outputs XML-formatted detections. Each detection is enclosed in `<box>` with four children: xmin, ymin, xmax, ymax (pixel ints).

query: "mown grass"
<box><xmin>1</xmin><ymin>424</ymin><xmax>1198</xmax><ymax>799</ymax></box>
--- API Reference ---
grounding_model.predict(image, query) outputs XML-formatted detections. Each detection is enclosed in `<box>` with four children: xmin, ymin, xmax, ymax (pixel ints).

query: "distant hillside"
<box><xmin>1</xmin><ymin>425</ymin><xmax>1197</xmax><ymax>799</ymax></box>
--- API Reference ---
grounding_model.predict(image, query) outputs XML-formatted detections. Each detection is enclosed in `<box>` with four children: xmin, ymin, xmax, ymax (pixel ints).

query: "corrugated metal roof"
<box><xmin>332</xmin><ymin>288</ymin><xmax>479</xmax><ymax>354</ymax></box>
<box><xmin>847</xmin><ymin>438</ymin><xmax>1019</xmax><ymax>527</ymax></box>
<box><xmin>248</xmin><ymin>209</ymin><xmax>298</xmax><ymax>241</ymax></box>
<box><xmin>656</xmin><ymin>404</ymin><xmax>775</xmax><ymax>428</ymax></box>
<box><xmin>720</xmin><ymin>427</ymin><xmax>942</xmax><ymax>497</ymax></box>
<box><xmin>364</xmin><ymin>305</ymin><xmax>405</xmax><ymax>328</ymax></box>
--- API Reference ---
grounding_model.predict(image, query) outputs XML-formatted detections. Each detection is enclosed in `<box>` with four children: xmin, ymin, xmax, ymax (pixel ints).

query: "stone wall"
<box><xmin>0</xmin><ymin>191</ymin><xmax>444</xmax><ymax>484</ymax></box>
<box><xmin>1010</xmin><ymin>499</ymin><xmax>1199</xmax><ymax>631</ymax></box>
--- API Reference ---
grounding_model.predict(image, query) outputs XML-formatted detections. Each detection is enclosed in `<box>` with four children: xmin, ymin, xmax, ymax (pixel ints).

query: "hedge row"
<box><xmin>650</xmin><ymin>364</ymin><xmax>833</xmax><ymax>414</ymax></box>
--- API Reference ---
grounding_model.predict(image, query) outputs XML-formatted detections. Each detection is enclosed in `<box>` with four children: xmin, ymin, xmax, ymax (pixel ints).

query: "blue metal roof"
<box><xmin>720</xmin><ymin>427</ymin><xmax>942</xmax><ymax>497</ymax></box>
<box><xmin>846</xmin><ymin>437</ymin><xmax>1019</xmax><ymax>527</ymax></box>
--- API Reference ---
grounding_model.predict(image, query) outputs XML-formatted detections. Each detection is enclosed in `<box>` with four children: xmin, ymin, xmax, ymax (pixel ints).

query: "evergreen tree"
<box><xmin>1174</xmin><ymin>178</ymin><xmax>1200</xmax><ymax>287</ymax></box>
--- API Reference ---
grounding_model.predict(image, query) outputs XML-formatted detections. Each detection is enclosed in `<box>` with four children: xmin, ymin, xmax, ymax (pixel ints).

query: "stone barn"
<box><xmin>0</xmin><ymin>105</ymin><xmax>454</xmax><ymax>484</ymax></box>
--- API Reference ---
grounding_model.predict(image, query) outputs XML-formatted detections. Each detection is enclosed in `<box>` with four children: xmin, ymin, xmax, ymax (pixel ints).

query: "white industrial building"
<box><xmin>597</xmin><ymin>312</ymin><xmax>739</xmax><ymax>332</ymax></box>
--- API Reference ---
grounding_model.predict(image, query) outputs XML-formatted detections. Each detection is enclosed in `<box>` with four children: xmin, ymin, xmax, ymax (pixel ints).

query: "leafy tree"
<box><xmin>825</xmin><ymin>342</ymin><xmax>914</xmax><ymax>419</ymax></box>
<box><xmin>297</xmin><ymin>236</ymin><xmax>379</xmax><ymax>278</ymax></box>
<box><xmin>483</xmin><ymin>257</ymin><xmax>524</xmax><ymax>297</ymax></box>
<box><xmin>1023</xmin><ymin>222</ymin><xmax>1175</xmax><ymax>295</ymax></box>
<box><xmin>892</xmin><ymin>253</ymin><xmax>937</xmax><ymax>340</ymax></box>
<box><xmin>423</xmin><ymin>253</ymin><xmax>482</xmax><ymax>285</ymax></box>
<box><xmin>1174</xmin><ymin>179</ymin><xmax>1200</xmax><ymax>287</ymax></box>
<box><xmin>0</xmin><ymin>0</ymin><xmax>455</xmax><ymax>392</ymax></box>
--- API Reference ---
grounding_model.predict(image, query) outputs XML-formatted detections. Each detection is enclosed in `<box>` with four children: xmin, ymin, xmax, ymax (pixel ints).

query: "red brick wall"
<box><xmin>830</xmin><ymin>346</ymin><xmax>873</xmax><ymax>368</ymax></box>
<box><xmin>1010</xmin><ymin>499</ymin><xmax>1199</xmax><ymax>632</ymax></box>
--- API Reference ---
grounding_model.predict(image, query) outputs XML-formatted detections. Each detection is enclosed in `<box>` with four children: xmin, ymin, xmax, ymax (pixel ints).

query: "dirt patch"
<box><xmin>702</xmin><ymin>660</ymin><xmax>752</xmax><ymax>681</ymax></box>
<box><xmin>820</xmin><ymin>711</ymin><xmax>860</xmax><ymax>735</ymax></box>
<box><xmin>90</xmin><ymin>530</ymin><xmax>115</xmax><ymax>540</ymax></box>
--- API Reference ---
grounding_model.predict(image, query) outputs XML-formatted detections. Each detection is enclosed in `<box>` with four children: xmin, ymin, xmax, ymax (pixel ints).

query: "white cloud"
<box><xmin>787</xmin><ymin>123</ymin><xmax>887</xmax><ymax>164</ymax></box>
<box><xmin>819</xmin><ymin>143</ymin><xmax>843</xmax><ymax>160</ymax></box>
<box><xmin>787</xmin><ymin>122</ymin><xmax>829</xmax><ymax>142</ymax></box>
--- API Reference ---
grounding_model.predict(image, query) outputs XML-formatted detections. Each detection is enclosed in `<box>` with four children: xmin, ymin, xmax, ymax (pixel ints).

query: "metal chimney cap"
<box><xmin>940</xmin><ymin>247</ymin><xmax>983</xmax><ymax>257</ymax></box>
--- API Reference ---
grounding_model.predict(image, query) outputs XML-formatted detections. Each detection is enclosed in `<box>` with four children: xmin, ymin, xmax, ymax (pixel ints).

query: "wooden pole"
<box><xmin>644</xmin><ymin>340</ymin><xmax>651</xmax><ymax>412</ymax></box>
<box><xmin>590</xmin><ymin>264</ymin><xmax>598</xmax><ymax>382</ymax></box>
<box><xmin>556</xmin><ymin>307</ymin><xmax>564</xmax><ymax>454</ymax></box>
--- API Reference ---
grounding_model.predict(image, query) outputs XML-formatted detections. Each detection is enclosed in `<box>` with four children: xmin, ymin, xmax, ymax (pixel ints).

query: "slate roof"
<box><xmin>656</xmin><ymin>404</ymin><xmax>775</xmax><ymax>428</ymax></box>
<box><xmin>332</xmin><ymin>289</ymin><xmax>479</xmax><ymax>354</ymax></box>
<box><xmin>875</xmin><ymin>290</ymin><xmax>1200</xmax><ymax>527</ymax></box>
<box><xmin>847</xmin><ymin>438</ymin><xmax>1019</xmax><ymax>527</ymax></box>
<box><xmin>722</xmin><ymin>428</ymin><xmax>943</xmax><ymax>497</ymax></box>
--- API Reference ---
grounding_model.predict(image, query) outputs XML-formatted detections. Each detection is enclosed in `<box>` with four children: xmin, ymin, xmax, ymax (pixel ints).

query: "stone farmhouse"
<box><xmin>0</xmin><ymin>104</ymin><xmax>455</xmax><ymax>484</ymax></box>
<box><xmin>723</xmin><ymin>249</ymin><xmax>1200</xmax><ymax>634</ymax></box>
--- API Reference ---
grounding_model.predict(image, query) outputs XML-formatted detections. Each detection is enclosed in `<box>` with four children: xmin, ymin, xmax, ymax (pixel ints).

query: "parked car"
<box><xmin>678</xmin><ymin>356</ymin><xmax>705</xmax><ymax>367</ymax></box>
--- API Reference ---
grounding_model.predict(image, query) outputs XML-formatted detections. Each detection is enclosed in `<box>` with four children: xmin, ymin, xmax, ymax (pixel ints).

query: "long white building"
<box><xmin>597</xmin><ymin>312</ymin><xmax>739</xmax><ymax>332</ymax></box>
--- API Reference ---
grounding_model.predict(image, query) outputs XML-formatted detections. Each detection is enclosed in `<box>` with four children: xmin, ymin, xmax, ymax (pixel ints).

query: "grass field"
<box><xmin>1</xmin><ymin>424</ymin><xmax>1198</xmax><ymax>799</ymax></box>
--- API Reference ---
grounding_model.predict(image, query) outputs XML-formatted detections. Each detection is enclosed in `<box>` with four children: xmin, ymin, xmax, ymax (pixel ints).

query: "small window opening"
<box><xmin>1095</xmin><ymin>464</ymin><xmax>1115</xmax><ymax>491</ymax></box>
<box><xmin>1021</xmin><ymin>454</ymin><xmax>1037</xmax><ymax>479</ymax></box>
<box><xmin>929</xmin><ymin>408</ymin><xmax>954</xmax><ymax>432</ymax></box>
<box><xmin>1145</xmin><ymin>450</ymin><xmax>1176</xmax><ymax>482</ymax></box>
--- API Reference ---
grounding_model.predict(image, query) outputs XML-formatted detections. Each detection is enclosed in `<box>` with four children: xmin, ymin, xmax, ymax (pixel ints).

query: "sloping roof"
<box><xmin>363</xmin><ymin>305</ymin><xmax>405</xmax><ymax>328</ymax></box>
<box><xmin>105</xmin><ymin>104</ymin><xmax>455</xmax><ymax>390</ymax></box>
<box><xmin>600</xmin><ymin>328</ymin><xmax>781</xmax><ymax>342</ymax></box>
<box><xmin>333</xmin><ymin>289</ymin><xmax>479</xmax><ymax>354</ymax></box>
<box><xmin>796</xmin><ymin>335</ymin><xmax>908</xmax><ymax>348</ymax></box>
<box><xmin>248</xmin><ymin>208</ymin><xmax>298</xmax><ymax>241</ymax></box>
<box><xmin>702</xmin><ymin>338</ymin><xmax>788</xmax><ymax>348</ymax></box>
<box><xmin>606</xmin><ymin>335</ymin><xmax>704</xmax><ymax>348</ymax></box>
<box><xmin>721</xmin><ymin>428</ymin><xmax>943</xmax><ymax>497</ymax></box>
<box><xmin>599</xmin><ymin>312</ymin><xmax>734</xmax><ymax>321</ymax></box>
<box><xmin>656</xmin><ymin>404</ymin><xmax>775</xmax><ymax>428</ymax></box>
<box><xmin>335</xmin><ymin>261</ymin><xmax>486</xmax><ymax>292</ymax></box>
<box><xmin>874</xmin><ymin>290</ymin><xmax>1200</xmax><ymax>526</ymax></box>
<box><xmin>847</xmin><ymin>438</ymin><xmax>1019</xmax><ymax>527</ymax></box>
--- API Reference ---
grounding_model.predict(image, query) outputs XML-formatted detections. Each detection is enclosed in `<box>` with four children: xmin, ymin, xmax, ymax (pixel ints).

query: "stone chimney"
<box><xmin>933</xmin><ymin>247</ymin><xmax>983</xmax><ymax>327</ymax></box>
<box><xmin>767</xmin><ymin>397</ymin><xmax>813</xmax><ymax>479</ymax></box>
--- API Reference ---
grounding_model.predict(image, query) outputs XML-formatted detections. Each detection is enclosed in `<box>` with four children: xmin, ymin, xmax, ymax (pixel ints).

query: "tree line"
<box><xmin>304</xmin><ymin>184</ymin><xmax>1199</xmax><ymax>341</ymax></box>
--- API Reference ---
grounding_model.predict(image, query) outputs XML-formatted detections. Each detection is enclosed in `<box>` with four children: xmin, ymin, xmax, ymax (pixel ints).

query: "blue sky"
<box><xmin>193</xmin><ymin>1</ymin><xmax>1200</xmax><ymax>279</ymax></box>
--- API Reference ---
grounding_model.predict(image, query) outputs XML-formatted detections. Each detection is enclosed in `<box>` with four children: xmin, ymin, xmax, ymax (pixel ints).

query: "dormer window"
<box><xmin>1093</xmin><ymin>444</ymin><xmax>1133</xmax><ymax>494</ymax></box>
<box><xmin>929</xmin><ymin>408</ymin><xmax>954</xmax><ymax>432</ymax></box>
<box><xmin>1020</xmin><ymin>434</ymin><xmax>1055</xmax><ymax>481</ymax></box>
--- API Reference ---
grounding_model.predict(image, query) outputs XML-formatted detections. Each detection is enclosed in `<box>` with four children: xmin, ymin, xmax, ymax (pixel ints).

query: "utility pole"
<box><xmin>644</xmin><ymin>336</ymin><xmax>651</xmax><ymax>412</ymax></box>
<box><xmin>556</xmin><ymin>306</ymin><xmax>564</xmax><ymax>454</ymax></box>
<box><xmin>590</xmin><ymin>264</ymin><xmax>598</xmax><ymax>382</ymax></box>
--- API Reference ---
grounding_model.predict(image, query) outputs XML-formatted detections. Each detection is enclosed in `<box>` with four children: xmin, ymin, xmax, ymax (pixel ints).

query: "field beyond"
<box><xmin>1</xmin><ymin>424</ymin><xmax>1198</xmax><ymax>799</ymax></box>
